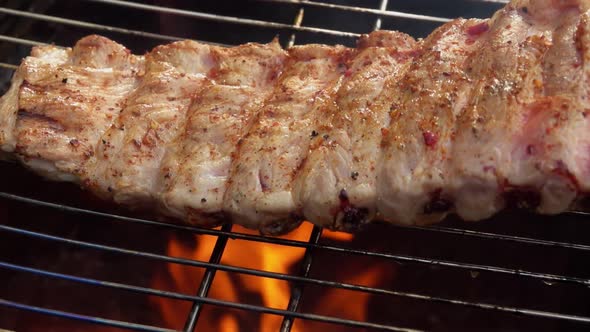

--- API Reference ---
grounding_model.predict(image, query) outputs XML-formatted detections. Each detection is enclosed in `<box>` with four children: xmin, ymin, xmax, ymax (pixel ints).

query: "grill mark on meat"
<box><xmin>10</xmin><ymin>35</ymin><xmax>144</xmax><ymax>185</ymax></box>
<box><xmin>17</xmin><ymin>110</ymin><xmax>65</xmax><ymax>132</ymax></box>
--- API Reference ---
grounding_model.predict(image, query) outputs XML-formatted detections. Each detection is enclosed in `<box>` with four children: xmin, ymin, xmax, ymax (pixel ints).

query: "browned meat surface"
<box><xmin>294</xmin><ymin>31</ymin><xmax>416</xmax><ymax>231</ymax></box>
<box><xmin>450</xmin><ymin>0</ymin><xmax>590</xmax><ymax>220</ymax></box>
<box><xmin>378</xmin><ymin>18</ymin><xmax>488</xmax><ymax>226</ymax></box>
<box><xmin>159</xmin><ymin>41</ymin><xmax>286</xmax><ymax>225</ymax></box>
<box><xmin>2</xmin><ymin>36</ymin><xmax>143</xmax><ymax>182</ymax></box>
<box><xmin>88</xmin><ymin>40</ymin><xmax>216</xmax><ymax>206</ymax></box>
<box><xmin>1</xmin><ymin>0</ymin><xmax>589</xmax><ymax>235</ymax></box>
<box><xmin>223</xmin><ymin>44</ymin><xmax>353</xmax><ymax>235</ymax></box>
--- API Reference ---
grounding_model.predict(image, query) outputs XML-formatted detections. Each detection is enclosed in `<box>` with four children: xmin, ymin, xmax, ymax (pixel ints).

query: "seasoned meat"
<box><xmin>223</xmin><ymin>44</ymin><xmax>352</xmax><ymax>234</ymax></box>
<box><xmin>449</xmin><ymin>0</ymin><xmax>587</xmax><ymax>220</ymax></box>
<box><xmin>3</xmin><ymin>36</ymin><xmax>142</xmax><ymax>182</ymax></box>
<box><xmin>159</xmin><ymin>41</ymin><xmax>286</xmax><ymax>224</ymax></box>
<box><xmin>502</xmin><ymin>1</ymin><xmax>590</xmax><ymax>214</ymax></box>
<box><xmin>294</xmin><ymin>31</ymin><xmax>417</xmax><ymax>231</ymax></box>
<box><xmin>377</xmin><ymin>19</ymin><xmax>488</xmax><ymax>225</ymax></box>
<box><xmin>1</xmin><ymin>0</ymin><xmax>589</xmax><ymax>235</ymax></box>
<box><xmin>89</xmin><ymin>40</ymin><xmax>216</xmax><ymax>206</ymax></box>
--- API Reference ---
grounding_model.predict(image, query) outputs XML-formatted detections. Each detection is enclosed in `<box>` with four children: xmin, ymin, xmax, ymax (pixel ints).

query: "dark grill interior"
<box><xmin>2</xmin><ymin>0</ymin><xmax>590</xmax><ymax>331</ymax></box>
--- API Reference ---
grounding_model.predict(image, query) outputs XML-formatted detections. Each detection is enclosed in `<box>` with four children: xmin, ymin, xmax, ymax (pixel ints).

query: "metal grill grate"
<box><xmin>1</xmin><ymin>0</ymin><xmax>590</xmax><ymax>331</ymax></box>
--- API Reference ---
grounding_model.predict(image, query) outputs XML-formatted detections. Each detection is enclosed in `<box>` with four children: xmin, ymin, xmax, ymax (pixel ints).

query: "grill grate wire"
<box><xmin>0</xmin><ymin>0</ymin><xmax>589</xmax><ymax>331</ymax></box>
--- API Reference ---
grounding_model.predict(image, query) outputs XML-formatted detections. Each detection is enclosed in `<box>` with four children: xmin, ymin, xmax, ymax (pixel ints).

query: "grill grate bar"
<box><xmin>395</xmin><ymin>223</ymin><xmax>590</xmax><ymax>251</ymax></box>
<box><xmin>255</xmin><ymin>0</ymin><xmax>451</xmax><ymax>23</ymax></box>
<box><xmin>0</xmin><ymin>7</ymin><xmax>185</xmax><ymax>43</ymax></box>
<box><xmin>0</xmin><ymin>62</ymin><xmax>17</xmax><ymax>70</ymax></box>
<box><xmin>280</xmin><ymin>226</ymin><xmax>322</xmax><ymax>332</ymax></box>
<box><xmin>84</xmin><ymin>0</ymin><xmax>360</xmax><ymax>38</ymax></box>
<box><xmin>2</xmin><ymin>192</ymin><xmax>590</xmax><ymax>284</ymax></box>
<box><xmin>373</xmin><ymin>0</ymin><xmax>390</xmax><ymax>31</ymax></box>
<box><xmin>5</xmin><ymin>219</ymin><xmax>589</xmax><ymax>294</ymax></box>
<box><xmin>182</xmin><ymin>223</ymin><xmax>232</xmax><ymax>332</ymax></box>
<box><xmin>0</xmin><ymin>34</ymin><xmax>47</xmax><ymax>47</ymax></box>
<box><xmin>3</xmin><ymin>191</ymin><xmax>590</xmax><ymax>252</ymax></box>
<box><xmin>287</xmin><ymin>7</ymin><xmax>305</xmax><ymax>48</ymax></box>
<box><xmin>0</xmin><ymin>261</ymin><xmax>419</xmax><ymax>332</ymax></box>
<box><xmin>2</xmin><ymin>224</ymin><xmax>590</xmax><ymax>324</ymax></box>
<box><xmin>0</xmin><ymin>297</ymin><xmax>177</xmax><ymax>332</ymax></box>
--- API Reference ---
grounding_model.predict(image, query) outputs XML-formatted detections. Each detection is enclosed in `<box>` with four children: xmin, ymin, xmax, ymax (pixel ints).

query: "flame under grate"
<box><xmin>1</xmin><ymin>0</ymin><xmax>590</xmax><ymax>331</ymax></box>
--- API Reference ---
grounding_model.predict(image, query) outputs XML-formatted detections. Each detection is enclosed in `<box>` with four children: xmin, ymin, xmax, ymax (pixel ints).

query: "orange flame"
<box><xmin>294</xmin><ymin>265</ymin><xmax>386</xmax><ymax>332</ymax></box>
<box><xmin>322</xmin><ymin>228</ymin><xmax>354</xmax><ymax>242</ymax></box>
<box><xmin>151</xmin><ymin>222</ymin><xmax>391</xmax><ymax>331</ymax></box>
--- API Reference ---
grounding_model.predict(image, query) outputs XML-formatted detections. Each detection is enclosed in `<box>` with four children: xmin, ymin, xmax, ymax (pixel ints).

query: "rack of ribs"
<box><xmin>1</xmin><ymin>0</ymin><xmax>589</xmax><ymax>235</ymax></box>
